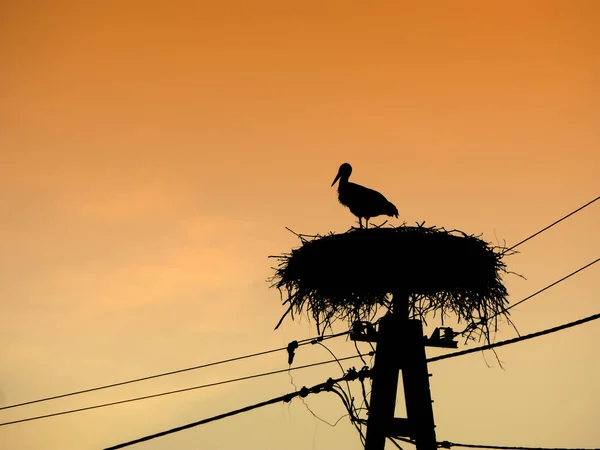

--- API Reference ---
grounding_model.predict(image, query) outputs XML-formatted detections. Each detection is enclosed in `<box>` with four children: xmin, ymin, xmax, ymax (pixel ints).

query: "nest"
<box><xmin>270</xmin><ymin>224</ymin><xmax>513</xmax><ymax>341</ymax></box>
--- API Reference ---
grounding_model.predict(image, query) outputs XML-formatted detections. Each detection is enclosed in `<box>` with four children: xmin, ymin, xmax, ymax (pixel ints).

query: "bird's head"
<box><xmin>331</xmin><ymin>163</ymin><xmax>352</xmax><ymax>186</ymax></box>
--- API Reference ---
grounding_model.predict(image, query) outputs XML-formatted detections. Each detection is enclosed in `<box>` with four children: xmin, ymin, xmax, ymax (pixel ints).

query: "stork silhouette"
<box><xmin>331</xmin><ymin>163</ymin><xmax>399</xmax><ymax>228</ymax></box>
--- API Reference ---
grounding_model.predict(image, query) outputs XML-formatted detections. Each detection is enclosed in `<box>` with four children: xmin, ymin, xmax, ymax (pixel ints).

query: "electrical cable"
<box><xmin>311</xmin><ymin>339</ymin><xmax>368</xmax><ymax>443</ymax></box>
<box><xmin>504</xmin><ymin>257</ymin><xmax>599</xmax><ymax>314</ymax></box>
<box><xmin>0</xmin><ymin>353</ymin><xmax>371</xmax><ymax>427</ymax></box>
<box><xmin>8</xmin><ymin>197</ymin><xmax>598</xmax><ymax>442</ymax></box>
<box><xmin>290</xmin><ymin>340</ymin><xmax>354</xmax><ymax>429</ymax></box>
<box><xmin>0</xmin><ymin>331</ymin><xmax>348</xmax><ymax>412</ymax></box>
<box><xmin>329</xmin><ymin>383</ymin><xmax>367</xmax><ymax>445</ymax></box>
<box><xmin>391</xmin><ymin>435</ymin><xmax>600</xmax><ymax>449</ymax></box>
<box><xmin>103</xmin><ymin>367</ymin><xmax>370</xmax><ymax>449</ymax></box>
<box><xmin>429</xmin><ymin>311</ymin><xmax>600</xmax><ymax>363</ymax></box>
<box><xmin>389</xmin><ymin>436</ymin><xmax>407</xmax><ymax>449</ymax></box>
<box><xmin>505</xmin><ymin>195</ymin><xmax>599</xmax><ymax>252</ymax></box>
<box><xmin>438</xmin><ymin>440</ymin><xmax>600</xmax><ymax>450</ymax></box>
<box><xmin>459</xmin><ymin>256</ymin><xmax>599</xmax><ymax>336</ymax></box>
<box><xmin>391</xmin><ymin>436</ymin><xmax>416</xmax><ymax>447</ymax></box>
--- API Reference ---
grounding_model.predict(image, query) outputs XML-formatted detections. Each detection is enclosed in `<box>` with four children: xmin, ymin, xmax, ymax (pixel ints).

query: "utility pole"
<box><xmin>353</xmin><ymin>292</ymin><xmax>455</xmax><ymax>450</ymax></box>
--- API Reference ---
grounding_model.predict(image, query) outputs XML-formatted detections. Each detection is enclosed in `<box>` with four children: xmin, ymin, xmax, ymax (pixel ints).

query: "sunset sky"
<box><xmin>1</xmin><ymin>1</ymin><xmax>599</xmax><ymax>449</ymax></box>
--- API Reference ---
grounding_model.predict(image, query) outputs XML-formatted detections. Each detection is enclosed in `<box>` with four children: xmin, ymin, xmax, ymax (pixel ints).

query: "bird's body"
<box><xmin>331</xmin><ymin>163</ymin><xmax>398</xmax><ymax>228</ymax></box>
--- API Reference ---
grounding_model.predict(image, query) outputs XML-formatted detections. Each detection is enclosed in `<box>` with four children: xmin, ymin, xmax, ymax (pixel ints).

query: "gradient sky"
<box><xmin>1</xmin><ymin>1</ymin><xmax>599</xmax><ymax>449</ymax></box>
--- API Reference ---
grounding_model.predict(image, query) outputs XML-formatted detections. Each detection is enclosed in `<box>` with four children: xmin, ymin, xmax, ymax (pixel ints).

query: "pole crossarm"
<box><xmin>428</xmin><ymin>311</ymin><xmax>600</xmax><ymax>364</ymax></box>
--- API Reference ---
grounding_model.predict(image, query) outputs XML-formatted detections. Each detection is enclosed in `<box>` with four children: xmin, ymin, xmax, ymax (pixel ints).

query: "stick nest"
<box><xmin>270</xmin><ymin>224</ymin><xmax>513</xmax><ymax>341</ymax></box>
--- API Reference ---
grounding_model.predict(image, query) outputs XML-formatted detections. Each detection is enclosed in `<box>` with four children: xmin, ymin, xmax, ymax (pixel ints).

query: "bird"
<box><xmin>331</xmin><ymin>162</ymin><xmax>399</xmax><ymax>228</ymax></box>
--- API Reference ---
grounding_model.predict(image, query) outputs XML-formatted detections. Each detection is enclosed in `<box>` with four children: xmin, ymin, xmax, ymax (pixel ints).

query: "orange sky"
<box><xmin>1</xmin><ymin>1</ymin><xmax>599</xmax><ymax>449</ymax></box>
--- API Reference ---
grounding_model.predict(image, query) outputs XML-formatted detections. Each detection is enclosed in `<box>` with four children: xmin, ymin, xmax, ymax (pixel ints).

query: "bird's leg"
<box><xmin>359</xmin><ymin>218</ymin><xmax>363</xmax><ymax>229</ymax></box>
<box><xmin>365</xmin><ymin>218</ymin><xmax>369</xmax><ymax>229</ymax></box>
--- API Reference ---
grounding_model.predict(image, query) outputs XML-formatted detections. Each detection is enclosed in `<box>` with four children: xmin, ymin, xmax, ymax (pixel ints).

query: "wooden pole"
<box><xmin>400</xmin><ymin>319</ymin><xmax>437</xmax><ymax>450</ymax></box>
<box><xmin>364</xmin><ymin>292</ymin><xmax>437</xmax><ymax>450</ymax></box>
<box><xmin>364</xmin><ymin>292</ymin><xmax>406</xmax><ymax>450</ymax></box>
<box><xmin>364</xmin><ymin>315</ymin><xmax>400</xmax><ymax>450</ymax></box>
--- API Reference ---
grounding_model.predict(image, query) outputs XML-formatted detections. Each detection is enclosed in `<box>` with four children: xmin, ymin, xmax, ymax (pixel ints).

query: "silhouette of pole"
<box><xmin>400</xmin><ymin>319</ymin><xmax>437</xmax><ymax>449</ymax></box>
<box><xmin>364</xmin><ymin>291</ymin><xmax>437</xmax><ymax>450</ymax></box>
<box><xmin>364</xmin><ymin>304</ymin><xmax>402</xmax><ymax>450</ymax></box>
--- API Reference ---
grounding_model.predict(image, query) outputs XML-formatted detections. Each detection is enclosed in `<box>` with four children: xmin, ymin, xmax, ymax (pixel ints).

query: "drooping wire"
<box><xmin>429</xmin><ymin>311</ymin><xmax>600</xmax><ymax>364</ymax></box>
<box><xmin>286</xmin><ymin>355</ymin><xmax>337</xmax><ymax>428</ymax></box>
<box><xmin>331</xmin><ymin>383</ymin><xmax>367</xmax><ymax>446</ymax></box>
<box><xmin>0</xmin><ymin>353</ymin><xmax>370</xmax><ymax>427</ymax></box>
<box><xmin>299</xmin><ymin>333</ymin><xmax>370</xmax><ymax>443</ymax></box>
<box><xmin>0</xmin><ymin>331</ymin><xmax>349</xmax><ymax>412</ymax></box>
<box><xmin>310</xmin><ymin>339</ymin><xmax>370</xmax><ymax>442</ymax></box>
<box><xmin>349</xmin><ymin>338</ymin><xmax>374</xmax><ymax>432</ymax></box>
<box><xmin>315</xmin><ymin>341</ymin><xmax>354</xmax><ymax>398</ymax></box>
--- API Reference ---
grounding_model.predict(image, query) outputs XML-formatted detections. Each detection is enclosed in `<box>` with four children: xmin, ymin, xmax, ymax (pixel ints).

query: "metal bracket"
<box><xmin>350</xmin><ymin>321</ymin><xmax>378</xmax><ymax>343</ymax></box>
<box><xmin>424</xmin><ymin>327</ymin><xmax>458</xmax><ymax>348</ymax></box>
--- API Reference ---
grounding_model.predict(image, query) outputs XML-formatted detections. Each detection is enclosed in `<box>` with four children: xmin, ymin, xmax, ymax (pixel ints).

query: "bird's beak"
<box><xmin>331</xmin><ymin>172</ymin><xmax>341</xmax><ymax>187</ymax></box>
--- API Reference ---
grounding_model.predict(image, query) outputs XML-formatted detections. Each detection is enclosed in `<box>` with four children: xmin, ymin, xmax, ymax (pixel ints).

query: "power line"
<box><xmin>0</xmin><ymin>353</ymin><xmax>371</xmax><ymax>427</ymax></box>
<box><xmin>439</xmin><ymin>440</ymin><xmax>600</xmax><ymax>450</ymax></box>
<box><xmin>389</xmin><ymin>436</ymin><xmax>411</xmax><ymax>448</ymax></box>
<box><xmin>506</xmin><ymin>195</ymin><xmax>599</xmax><ymax>252</ymax></box>
<box><xmin>0</xmin><ymin>331</ymin><xmax>348</xmax><ymax>412</ymax></box>
<box><xmin>103</xmin><ymin>367</ymin><xmax>370</xmax><ymax>450</ymax></box>
<box><xmin>429</xmin><ymin>311</ymin><xmax>600</xmax><ymax>363</ymax></box>
<box><xmin>355</xmin><ymin>435</ymin><xmax>597</xmax><ymax>450</ymax></box>
<box><xmin>391</xmin><ymin>436</ymin><xmax>416</xmax><ymax>447</ymax></box>
<box><xmin>460</xmin><ymin>256</ymin><xmax>599</xmax><ymax>336</ymax></box>
<box><xmin>18</xmin><ymin>258</ymin><xmax>590</xmax><ymax>428</ymax></box>
<box><xmin>505</xmin><ymin>257</ymin><xmax>599</xmax><ymax>313</ymax></box>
